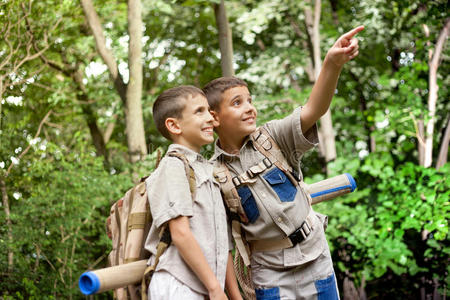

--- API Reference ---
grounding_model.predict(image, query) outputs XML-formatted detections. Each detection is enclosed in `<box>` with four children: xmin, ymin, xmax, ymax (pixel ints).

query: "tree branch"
<box><xmin>6</xmin><ymin>110</ymin><xmax>52</xmax><ymax>176</ymax></box>
<box><xmin>423</xmin><ymin>18</ymin><xmax>450</xmax><ymax>167</ymax></box>
<box><xmin>80</xmin><ymin>0</ymin><xmax>127</xmax><ymax>103</ymax></box>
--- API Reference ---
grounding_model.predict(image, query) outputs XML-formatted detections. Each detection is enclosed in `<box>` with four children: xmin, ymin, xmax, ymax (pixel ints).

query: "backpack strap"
<box><xmin>113</xmin><ymin>199</ymin><xmax>123</xmax><ymax>266</ymax></box>
<box><xmin>141</xmin><ymin>151</ymin><xmax>196</xmax><ymax>300</ymax></box>
<box><xmin>214</xmin><ymin>162</ymin><xmax>251</xmax><ymax>267</ymax></box>
<box><xmin>250</xmin><ymin>127</ymin><xmax>299</xmax><ymax>186</ymax></box>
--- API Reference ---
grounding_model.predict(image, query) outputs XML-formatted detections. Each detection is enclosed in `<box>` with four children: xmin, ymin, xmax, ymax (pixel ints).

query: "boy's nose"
<box><xmin>206</xmin><ymin>111</ymin><xmax>214</xmax><ymax>122</ymax></box>
<box><xmin>244</xmin><ymin>101</ymin><xmax>256</xmax><ymax>113</ymax></box>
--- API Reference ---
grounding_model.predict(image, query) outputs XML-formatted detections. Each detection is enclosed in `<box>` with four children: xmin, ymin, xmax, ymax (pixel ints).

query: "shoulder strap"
<box><xmin>214</xmin><ymin>162</ymin><xmax>251</xmax><ymax>266</ymax></box>
<box><xmin>250</xmin><ymin>127</ymin><xmax>298</xmax><ymax>186</ymax></box>
<box><xmin>214</xmin><ymin>162</ymin><xmax>248</xmax><ymax>223</ymax></box>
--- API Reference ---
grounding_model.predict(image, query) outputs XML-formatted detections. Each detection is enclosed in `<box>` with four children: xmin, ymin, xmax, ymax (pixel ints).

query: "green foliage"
<box><xmin>0</xmin><ymin>141</ymin><xmax>133</xmax><ymax>298</ymax></box>
<box><xmin>318</xmin><ymin>157</ymin><xmax>449</xmax><ymax>295</ymax></box>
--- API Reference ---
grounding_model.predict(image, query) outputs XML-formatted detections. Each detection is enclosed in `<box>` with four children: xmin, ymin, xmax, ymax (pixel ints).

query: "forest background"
<box><xmin>0</xmin><ymin>0</ymin><xmax>448</xmax><ymax>299</ymax></box>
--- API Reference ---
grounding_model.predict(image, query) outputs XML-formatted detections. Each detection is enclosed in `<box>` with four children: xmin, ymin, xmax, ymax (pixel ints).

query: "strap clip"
<box><xmin>262</xmin><ymin>157</ymin><xmax>272</xmax><ymax>168</ymax></box>
<box><xmin>288</xmin><ymin>220</ymin><xmax>312</xmax><ymax>246</ymax></box>
<box><xmin>232</xmin><ymin>176</ymin><xmax>242</xmax><ymax>187</ymax></box>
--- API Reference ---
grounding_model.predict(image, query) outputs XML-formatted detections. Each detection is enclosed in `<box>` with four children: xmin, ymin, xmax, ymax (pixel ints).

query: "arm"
<box><xmin>225</xmin><ymin>252</ymin><xmax>243</xmax><ymax>300</ymax></box>
<box><xmin>169</xmin><ymin>216</ymin><xmax>228</xmax><ymax>300</ymax></box>
<box><xmin>301</xmin><ymin>26</ymin><xmax>364</xmax><ymax>133</ymax></box>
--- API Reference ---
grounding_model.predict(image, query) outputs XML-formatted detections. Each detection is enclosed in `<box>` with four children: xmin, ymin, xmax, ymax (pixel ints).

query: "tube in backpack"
<box><xmin>305</xmin><ymin>173</ymin><xmax>357</xmax><ymax>204</ymax></box>
<box><xmin>78</xmin><ymin>259</ymin><xmax>147</xmax><ymax>295</ymax></box>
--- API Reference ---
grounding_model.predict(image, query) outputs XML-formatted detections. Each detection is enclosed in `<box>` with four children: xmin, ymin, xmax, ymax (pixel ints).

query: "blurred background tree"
<box><xmin>1</xmin><ymin>0</ymin><xmax>448</xmax><ymax>299</ymax></box>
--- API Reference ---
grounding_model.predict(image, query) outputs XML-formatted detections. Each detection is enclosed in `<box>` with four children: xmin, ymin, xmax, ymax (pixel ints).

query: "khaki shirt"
<box><xmin>211</xmin><ymin>107</ymin><xmax>328</xmax><ymax>268</ymax></box>
<box><xmin>144</xmin><ymin>144</ymin><xmax>229</xmax><ymax>295</ymax></box>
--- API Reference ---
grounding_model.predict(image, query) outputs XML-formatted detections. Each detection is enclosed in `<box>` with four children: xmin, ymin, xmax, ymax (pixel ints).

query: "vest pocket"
<box><xmin>263</xmin><ymin>167</ymin><xmax>297</xmax><ymax>202</ymax></box>
<box><xmin>237</xmin><ymin>185</ymin><xmax>259</xmax><ymax>223</ymax></box>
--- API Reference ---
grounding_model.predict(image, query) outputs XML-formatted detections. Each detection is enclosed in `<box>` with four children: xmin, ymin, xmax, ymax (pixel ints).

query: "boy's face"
<box><xmin>175</xmin><ymin>94</ymin><xmax>214</xmax><ymax>152</ymax></box>
<box><xmin>212</xmin><ymin>85</ymin><xmax>257</xmax><ymax>140</ymax></box>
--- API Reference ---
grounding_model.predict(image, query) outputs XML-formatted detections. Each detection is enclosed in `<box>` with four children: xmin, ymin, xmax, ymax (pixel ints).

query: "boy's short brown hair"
<box><xmin>202</xmin><ymin>76</ymin><xmax>248</xmax><ymax>111</ymax></box>
<box><xmin>153</xmin><ymin>85</ymin><xmax>205</xmax><ymax>140</ymax></box>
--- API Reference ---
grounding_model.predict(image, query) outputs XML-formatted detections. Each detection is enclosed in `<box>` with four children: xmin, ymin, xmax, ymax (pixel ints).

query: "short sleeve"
<box><xmin>264</xmin><ymin>106</ymin><xmax>319</xmax><ymax>172</ymax></box>
<box><xmin>146</xmin><ymin>157</ymin><xmax>194</xmax><ymax>228</ymax></box>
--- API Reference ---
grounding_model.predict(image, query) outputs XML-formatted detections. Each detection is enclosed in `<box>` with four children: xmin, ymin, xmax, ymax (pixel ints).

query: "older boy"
<box><xmin>203</xmin><ymin>27</ymin><xmax>363</xmax><ymax>299</ymax></box>
<box><xmin>144</xmin><ymin>86</ymin><xmax>242</xmax><ymax>300</ymax></box>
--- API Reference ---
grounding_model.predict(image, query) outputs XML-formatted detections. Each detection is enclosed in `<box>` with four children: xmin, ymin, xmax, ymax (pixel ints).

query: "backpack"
<box><xmin>106</xmin><ymin>151</ymin><xmax>196</xmax><ymax>300</ymax></box>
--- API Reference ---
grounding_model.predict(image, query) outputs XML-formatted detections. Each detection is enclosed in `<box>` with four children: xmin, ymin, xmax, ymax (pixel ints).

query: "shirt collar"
<box><xmin>210</xmin><ymin>135</ymin><xmax>254</xmax><ymax>161</ymax></box>
<box><xmin>167</xmin><ymin>143</ymin><xmax>207</xmax><ymax>164</ymax></box>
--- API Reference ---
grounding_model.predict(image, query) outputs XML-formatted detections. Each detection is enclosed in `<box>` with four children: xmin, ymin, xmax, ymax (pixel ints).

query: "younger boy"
<box><xmin>203</xmin><ymin>26</ymin><xmax>364</xmax><ymax>299</ymax></box>
<box><xmin>144</xmin><ymin>86</ymin><xmax>242</xmax><ymax>300</ymax></box>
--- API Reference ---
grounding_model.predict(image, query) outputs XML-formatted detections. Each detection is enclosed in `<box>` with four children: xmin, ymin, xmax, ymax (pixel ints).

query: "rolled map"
<box><xmin>305</xmin><ymin>173</ymin><xmax>357</xmax><ymax>204</ymax></box>
<box><xmin>79</xmin><ymin>260</ymin><xmax>147</xmax><ymax>295</ymax></box>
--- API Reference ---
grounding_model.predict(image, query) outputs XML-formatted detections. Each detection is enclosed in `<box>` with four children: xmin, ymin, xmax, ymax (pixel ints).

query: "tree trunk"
<box><xmin>214</xmin><ymin>0</ymin><xmax>234</xmax><ymax>77</ymax></box>
<box><xmin>0</xmin><ymin>79</ymin><xmax>3</xmax><ymax>129</ymax></box>
<box><xmin>72</xmin><ymin>69</ymin><xmax>109</xmax><ymax>160</ymax></box>
<box><xmin>305</xmin><ymin>0</ymin><xmax>337</xmax><ymax>164</ymax></box>
<box><xmin>418</xmin><ymin>119</ymin><xmax>426</xmax><ymax>166</ymax></box>
<box><xmin>80</xmin><ymin>0</ymin><xmax>127</xmax><ymax>102</ymax></box>
<box><xmin>126</xmin><ymin>0</ymin><xmax>147</xmax><ymax>162</ymax></box>
<box><xmin>1</xmin><ymin>177</ymin><xmax>13</xmax><ymax>272</ymax></box>
<box><xmin>423</xmin><ymin>19</ymin><xmax>450</xmax><ymax>167</ymax></box>
<box><xmin>436</xmin><ymin>117</ymin><xmax>450</xmax><ymax>169</ymax></box>
<box><xmin>81</xmin><ymin>0</ymin><xmax>148</xmax><ymax>162</ymax></box>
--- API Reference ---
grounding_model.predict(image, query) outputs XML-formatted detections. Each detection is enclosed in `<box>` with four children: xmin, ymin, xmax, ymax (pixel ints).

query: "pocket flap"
<box><xmin>264</xmin><ymin>168</ymin><xmax>287</xmax><ymax>185</ymax></box>
<box><xmin>237</xmin><ymin>185</ymin><xmax>252</xmax><ymax>202</ymax></box>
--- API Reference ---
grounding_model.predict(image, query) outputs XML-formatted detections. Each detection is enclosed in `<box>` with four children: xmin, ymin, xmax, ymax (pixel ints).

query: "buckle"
<box><xmin>262</xmin><ymin>157</ymin><xmax>272</xmax><ymax>168</ymax></box>
<box><xmin>232</xmin><ymin>176</ymin><xmax>242</xmax><ymax>187</ymax></box>
<box><xmin>288</xmin><ymin>221</ymin><xmax>311</xmax><ymax>246</ymax></box>
<box><xmin>246</xmin><ymin>169</ymin><xmax>254</xmax><ymax>178</ymax></box>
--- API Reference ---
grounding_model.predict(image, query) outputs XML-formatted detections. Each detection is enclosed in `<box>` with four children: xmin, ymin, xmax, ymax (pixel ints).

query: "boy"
<box><xmin>144</xmin><ymin>86</ymin><xmax>242</xmax><ymax>300</ymax></box>
<box><xmin>203</xmin><ymin>26</ymin><xmax>364</xmax><ymax>299</ymax></box>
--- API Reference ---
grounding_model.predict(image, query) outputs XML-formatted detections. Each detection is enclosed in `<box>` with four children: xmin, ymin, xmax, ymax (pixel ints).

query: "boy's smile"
<box><xmin>211</xmin><ymin>85</ymin><xmax>257</xmax><ymax>152</ymax></box>
<box><xmin>174</xmin><ymin>94</ymin><xmax>214</xmax><ymax>152</ymax></box>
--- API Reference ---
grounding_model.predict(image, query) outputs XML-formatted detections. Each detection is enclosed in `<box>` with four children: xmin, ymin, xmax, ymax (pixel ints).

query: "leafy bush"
<box><xmin>315</xmin><ymin>156</ymin><xmax>449</xmax><ymax>297</ymax></box>
<box><xmin>0</xmin><ymin>142</ymin><xmax>133</xmax><ymax>299</ymax></box>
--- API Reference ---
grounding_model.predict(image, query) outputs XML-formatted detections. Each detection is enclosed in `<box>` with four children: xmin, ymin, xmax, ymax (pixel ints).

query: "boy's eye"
<box><xmin>232</xmin><ymin>100</ymin><xmax>240</xmax><ymax>106</ymax></box>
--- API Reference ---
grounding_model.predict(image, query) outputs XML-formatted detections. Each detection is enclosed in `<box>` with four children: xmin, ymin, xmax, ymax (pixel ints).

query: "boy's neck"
<box><xmin>217</xmin><ymin>134</ymin><xmax>247</xmax><ymax>155</ymax></box>
<box><xmin>171</xmin><ymin>137</ymin><xmax>201</xmax><ymax>153</ymax></box>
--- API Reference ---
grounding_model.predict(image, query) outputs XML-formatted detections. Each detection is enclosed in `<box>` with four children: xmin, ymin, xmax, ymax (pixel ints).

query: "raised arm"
<box><xmin>301</xmin><ymin>26</ymin><xmax>364</xmax><ymax>133</ymax></box>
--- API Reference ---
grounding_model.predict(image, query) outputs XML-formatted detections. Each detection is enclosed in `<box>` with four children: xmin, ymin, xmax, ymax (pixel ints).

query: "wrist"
<box><xmin>206</xmin><ymin>279</ymin><xmax>221</xmax><ymax>293</ymax></box>
<box><xmin>323</xmin><ymin>54</ymin><xmax>344</xmax><ymax>72</ymax></box>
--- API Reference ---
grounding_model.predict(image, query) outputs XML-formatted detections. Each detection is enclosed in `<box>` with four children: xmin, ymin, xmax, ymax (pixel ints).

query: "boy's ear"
<box><xmin>165</xmin><ymin>117</ymin><xmax>182</xmax><ymax>136</ymax></box>
<box><xmin>209</xmin><ymin>110</ymin><xmax>220</xmax><ymax>127</ymax></box>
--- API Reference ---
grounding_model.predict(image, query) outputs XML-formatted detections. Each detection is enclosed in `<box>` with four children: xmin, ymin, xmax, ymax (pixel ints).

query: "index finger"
<box><xmin>342</xmin><ymin>25</ymin><xmax>364</xmax><ymax>39</ymax></box>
